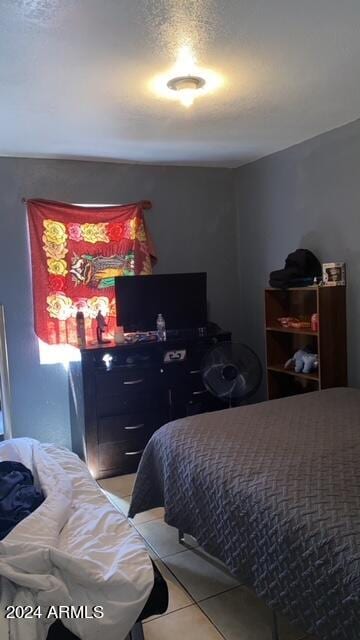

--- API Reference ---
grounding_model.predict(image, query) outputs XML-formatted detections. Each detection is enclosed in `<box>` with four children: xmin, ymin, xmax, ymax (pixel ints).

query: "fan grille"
<box><xmin>202</xmin><ymin>343</ymin><xmax>262</xmax><ymax>404</ymax></box>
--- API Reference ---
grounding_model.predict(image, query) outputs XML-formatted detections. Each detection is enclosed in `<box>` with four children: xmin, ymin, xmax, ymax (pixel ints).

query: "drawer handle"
<box><xmin>190</xmin><ymin>369</ymin><xmax>201</xmax><ymax>374</ymax></box>
<box><xmin>123</xmin><ymin>379</ymin><xmax>144</xmax><ymax>385</ymax></box>
<box><xmin>125</xmin><ymin>449</ymin><xmax>144</xmax><ymax>456</ymax></box>
<box><xmin>125</xmin><ymin>424</ymin><xmax>144</xmax><ymax>431</ymax></box>
<box><xmin>192</xmin><ymin>389</ymin><xmax>207</xmax><ymax>396</ymax></box>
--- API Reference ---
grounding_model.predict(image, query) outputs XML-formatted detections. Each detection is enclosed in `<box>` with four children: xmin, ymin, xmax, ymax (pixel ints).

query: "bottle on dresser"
<box><xmin>76</xmin><ymin>311</ymin><xmax>86</xmax><ymax>348</ymax></box>
<box><xmin>114</xmin><ymin>325</ymin><xmax>125</xmax><ymax>344</ymax></box>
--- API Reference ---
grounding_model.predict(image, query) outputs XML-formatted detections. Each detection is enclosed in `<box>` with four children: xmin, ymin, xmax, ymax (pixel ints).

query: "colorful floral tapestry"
<box><xmin>27</xmin><ymin>199</ymin><xmax>156</xmax><ymax>345</ymax></box>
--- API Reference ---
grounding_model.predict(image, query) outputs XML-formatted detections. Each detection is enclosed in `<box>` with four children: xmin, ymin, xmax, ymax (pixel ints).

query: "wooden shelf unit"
<box><xmin>265</xmin><ymin>286</ymin><xmax>347</xmax><ymax>400</ymax></box>
<box><xmin>266</xmin><ymin>325</ymin><xmax>318</xmax><ymax>337</ymax></box>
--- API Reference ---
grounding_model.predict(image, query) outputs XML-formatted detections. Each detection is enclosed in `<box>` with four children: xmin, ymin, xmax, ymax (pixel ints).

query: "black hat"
<box><xmin>269</xmin><ymin>249</ymin><xmax>321</xmax><ymax>289</ymax></box>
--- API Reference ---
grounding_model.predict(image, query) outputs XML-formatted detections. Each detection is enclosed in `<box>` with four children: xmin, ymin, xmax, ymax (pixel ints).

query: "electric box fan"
<box><xmin>201</xmin><ymin>342</ymin><xmax>262</xmax><ymax>407</ymax></box>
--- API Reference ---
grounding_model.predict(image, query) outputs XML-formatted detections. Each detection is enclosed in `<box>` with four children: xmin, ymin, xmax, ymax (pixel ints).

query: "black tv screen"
<box><xmin>115</xmin><ymin>273</ymin><xmax>207</xmax><ymax>332</ymax></box>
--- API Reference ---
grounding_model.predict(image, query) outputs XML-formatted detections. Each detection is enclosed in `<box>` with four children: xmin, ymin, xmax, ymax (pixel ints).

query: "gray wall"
<box><xmin>0</xmin><ymin>158</ymin><xmax>238</xmax><ymax>446</ymax></box>
<box><xmin>2</xmin><ymin>118</ymin><xmax>359</xmax><ymax>445</ymax></box>
<box><xmin>235</xmin><ymin>118</ymin><xmax>360</xmax><ymax>397</ymax></box>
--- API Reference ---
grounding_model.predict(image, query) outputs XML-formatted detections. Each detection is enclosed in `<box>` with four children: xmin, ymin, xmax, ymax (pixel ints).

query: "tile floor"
<box><xmin>99</xmin><ymin>474</ymin><xmax>315</xmax><ymax>640</ymax></box>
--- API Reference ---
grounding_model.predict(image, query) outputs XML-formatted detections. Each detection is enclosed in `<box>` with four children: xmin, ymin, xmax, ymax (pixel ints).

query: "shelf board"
<box><xmin>266</xmin><ymin>325</ymin><xmax>318</xmax><ymax>336</ymax></box>
<box><xmin>267</xmin><ymin>364</ymin><xmax>319</xmax><ymax>382</ymax></box>
<box><xmin>265</xmin><ymin>286</ymin><xmax>318</xmax><ymax>292</ymax></box>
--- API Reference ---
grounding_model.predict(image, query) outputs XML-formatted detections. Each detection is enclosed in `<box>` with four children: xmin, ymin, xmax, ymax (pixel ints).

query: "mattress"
<box><xmin>0</xmin><ymin>438</ymin><xmax>154</xmax><ymax>640</ymax></box>
<box><xmin>129</xmin><ymin>387</ymin><xmax>360</xmax><ymax>639</ymax></box>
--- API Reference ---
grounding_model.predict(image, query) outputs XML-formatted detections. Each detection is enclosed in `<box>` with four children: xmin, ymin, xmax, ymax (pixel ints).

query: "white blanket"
<box><xmin>0</xmin><ymin>438</ymin><xmax>154</xmax><ymax>640</ymax></box>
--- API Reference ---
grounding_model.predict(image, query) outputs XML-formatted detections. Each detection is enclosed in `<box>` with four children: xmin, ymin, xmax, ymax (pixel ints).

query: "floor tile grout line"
<box><xmin>142</xmin><ymin>602</ymin><xmax>194</xmax><ymax>624</ymax></box>
<box><xmin>131</xmin><ymin>531</ymin><xmax>187</xmax><ymax>557</ymax></box>
<box><xmin>195</xmin><ymin>583</ymin><xmax>245</xmax><ymax>605</ymax></box>
<box><xmin>154</xmin><ymin>556</ymin><xmax>197</xmax><ymax>605</ymax></box>
<box><xmin>143</xmin><ymin>601</ymin><xmax>228</xmax><ymax>640</ymax></box>
<box><xmin>129</xmin><ymin>521</ymin><xmax>242</xmax><ymax>605</ymax></box>
<box><xmin>106</xmin><ymin>492</ymin><xmax>196</xmax><ymax>558</ymax></box>
<box><xmin>197</xmin><ymin>603</ymin><xmax>228</xmax><ymax>640</ymax></box>
<box><xmin>153</xmin><ymin>545</ymin><xmax>193</xmax><ymax>559</ymax></box>
<box><xmin>198</xmin><ymin>588</ymin><xmax>309</xmax><ymax>640</ymax></box>
<box><xmin>131</xmin><ymin>510</ymin><xmax>217</xmax><ymax>628</ymax></box>
<box><xmin>128</xmin><ymin>524</ymin><xmax>233</xmax><ymax>628</ymax></box>
<box><xmin>131</xmin><ymin>514</ymin><xmax>164</xmax><ymax>525</ymax></box>
<box><xmin>104</xmin><ymin>494</ymin><xmax>164</xmax><ymax>526</ymax></box>
<box><xmin>130</xmin><ymin>521</ymin><xmax>192</xmax><ymax>557</ymax></box>
<box><xmin>132</xmin><ymin>530</ymin><xmax>202</xmax><ymax>611</ymax></box>
<box><xmin>158</xmin><ymin>553</ymin><xmax>243</xmax><ymax>609</ymax></box>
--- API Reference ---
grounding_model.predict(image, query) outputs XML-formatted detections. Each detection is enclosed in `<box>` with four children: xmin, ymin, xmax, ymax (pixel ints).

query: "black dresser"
<box><xmin>69</xmin><ymin>330</ymin><xmax>230</xmax><ymax>479</ymax></box>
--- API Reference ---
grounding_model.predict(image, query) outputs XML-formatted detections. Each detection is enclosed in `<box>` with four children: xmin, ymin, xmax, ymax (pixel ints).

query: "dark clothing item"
<box><xmin>0</xmin><ymin>460</ymin><xmax>45</xmax><ymax>540</ymax></box>
<box><xmin>269</xmin><ymin>248</ymin><xmax>322</xmax><ymax>288</ymax></box>
<box><xmin>138</xmin><ymin>560</ymin><xmax>168</xmax><ymax>621</ymax></box>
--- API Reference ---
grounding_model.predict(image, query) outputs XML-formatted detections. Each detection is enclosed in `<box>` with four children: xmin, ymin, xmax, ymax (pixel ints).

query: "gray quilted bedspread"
<box><xmin>129</xmin><ymin>388</ymin><xmax>360</xmax><ymax>639</ymax></box>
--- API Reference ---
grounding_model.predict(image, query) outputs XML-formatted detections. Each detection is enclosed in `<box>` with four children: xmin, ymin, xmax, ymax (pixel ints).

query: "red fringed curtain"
<box><xmin>27</xmin><ymin>199</ymin><xmax>156</xmax><ymax>345</ymax></box>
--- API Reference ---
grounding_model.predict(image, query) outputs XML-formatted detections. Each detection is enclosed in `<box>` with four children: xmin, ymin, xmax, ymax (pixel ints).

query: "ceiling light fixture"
<box><xmin>167</xmin><ymin>75</ymin><xmax>206</xmax><ymax>108</ymax></box>
<box><xmin>150</xmin><ymin>45</ymin><xmax>224</xmax><ymax>108</ymax></box>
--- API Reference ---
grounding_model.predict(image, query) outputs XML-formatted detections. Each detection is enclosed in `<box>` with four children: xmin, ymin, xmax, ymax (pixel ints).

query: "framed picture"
<box><xmin>0</xmin><ymin>305</ymin><xmax>13</xmax><ymax>439</ymax></box>
<box><xmin>322</xmin><ymin>262</ymin><xmax>346</xmax><ymax>286</ymax></box>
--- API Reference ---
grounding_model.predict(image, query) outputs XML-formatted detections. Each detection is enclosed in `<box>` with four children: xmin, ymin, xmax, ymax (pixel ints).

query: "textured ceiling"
<box><xmin>1</xmin><ymin>0</ymin><xmax>360</xmax><ymax>166</ymax></box>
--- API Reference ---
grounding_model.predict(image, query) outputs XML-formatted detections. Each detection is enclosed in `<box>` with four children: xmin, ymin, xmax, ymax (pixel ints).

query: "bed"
<box><xmin>129</xmin><ymin>387</ymin><xmax>360</xmax><ymax>640</ymax></box>
<box><xmin>0</xmin><ymin>438</ymin><xmax>167</xmax><ymax>640</ymax></box>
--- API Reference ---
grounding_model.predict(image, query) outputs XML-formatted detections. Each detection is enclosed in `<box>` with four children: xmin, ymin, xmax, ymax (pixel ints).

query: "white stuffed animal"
<box><xmin>284</xmin><ymin>349</ymin><xmax>318</xmax><ymax>374</ymax></box>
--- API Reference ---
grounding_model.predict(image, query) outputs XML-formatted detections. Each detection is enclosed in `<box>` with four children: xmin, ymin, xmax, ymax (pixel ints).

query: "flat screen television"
<box><xmin>115</xmin><ymin>272</ymin><xmax>207</xmax><ymax>332</ymax></box>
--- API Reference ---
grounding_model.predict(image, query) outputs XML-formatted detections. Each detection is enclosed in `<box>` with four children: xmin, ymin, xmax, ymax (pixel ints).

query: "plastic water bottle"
<box><xmin>156</xmin><ymin>313</ymin><xmax>166</xmax><ymax>341</ymax></box>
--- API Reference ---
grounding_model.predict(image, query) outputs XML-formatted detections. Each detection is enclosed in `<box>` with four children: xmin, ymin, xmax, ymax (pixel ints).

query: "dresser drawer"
<box><xmin>98</xmin><ymin>438</ymin><xmax>149</xmax><ymax>474</ymax></box>
<box><xmin>98</xmin><ymin>410</ymin><xmax>168</xmax><ymax>444</ymax></box>
<box><xmin>96</xmin><ymin>388</ymin><xmax>168</xmax><ymax>416</ymax></box>
<box><xmin>95</xmin><ymin>367</ymin><xmax>162</xmax><ymax>397</ymax></box>
<box><xmin>187</xmin><ymin>369</ymin><xmax>206</xmax><ymax>392</ymax></box>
